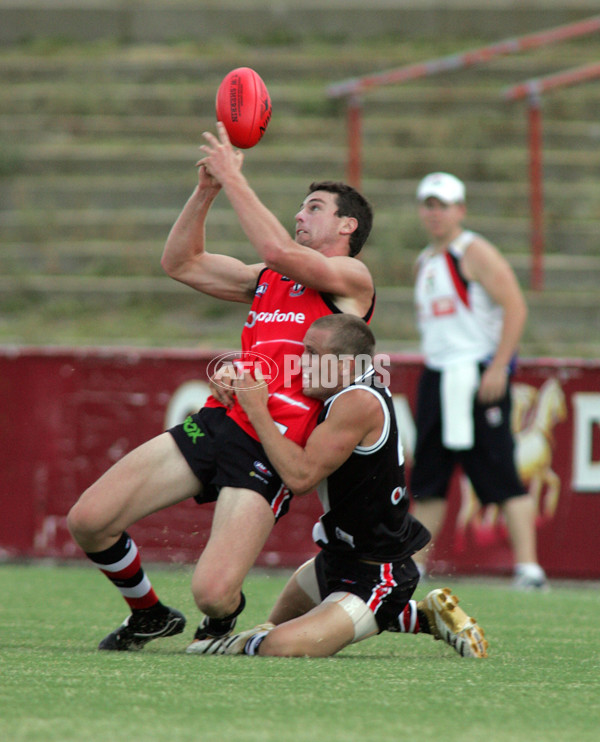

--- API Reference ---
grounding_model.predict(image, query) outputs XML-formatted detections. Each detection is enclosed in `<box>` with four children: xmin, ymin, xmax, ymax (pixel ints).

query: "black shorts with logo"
<box><xmin>314</xmin><ymin>550</ymin><xmax>420</xmax><ymax>633</ymax></box>
<box><xmin>411</xmin><ymin>367</ymin><xmax>525</xmax><ymax>505</ymax></box>
<box><xmin>168</xmin><ymin>406</ymin><xmax>292</xmax><ymax>521</ymax></box>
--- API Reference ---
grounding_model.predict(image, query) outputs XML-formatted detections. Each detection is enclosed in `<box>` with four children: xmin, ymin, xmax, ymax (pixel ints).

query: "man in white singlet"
<box><xmin>410</xmin><ymin>172</ymin><xmax>547</xmax><ymax>591</ymax></box>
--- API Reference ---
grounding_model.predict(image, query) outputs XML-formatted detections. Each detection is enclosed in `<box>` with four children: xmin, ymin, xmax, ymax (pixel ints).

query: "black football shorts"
<box><xmin>411</xmin><ymin>367</ymin><xmax>525</xmax><ymax>505</ymax></box>
<box><xmin>169</xmin><ymin>406</ymin><xmax>293</xmax><ymax>521</ymax></box>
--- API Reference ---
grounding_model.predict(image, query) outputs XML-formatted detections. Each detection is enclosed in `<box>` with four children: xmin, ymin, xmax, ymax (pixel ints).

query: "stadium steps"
<box><xmin>1</xmin><ymin>0</ymin><xmax>598</xmax><ymax>45</ymax></box>
<box><xmin>2</xmin><ymin>273</ymin><xmax>596</xmax><ymax>359</ymax></box>
<box><xmin>1</xmin><ymin>9</ymin><xmax>600</xmax><ymax>356</ymax></box>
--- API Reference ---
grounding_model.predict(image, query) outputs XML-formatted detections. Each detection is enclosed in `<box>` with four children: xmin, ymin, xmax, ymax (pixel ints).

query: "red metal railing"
<box><xmin>326</xmin><ymin>15</ymin><xmax>600</xmax><ymax>291</ymax></box>
<box><xmin>503</xmin><ymin>62</ymin><xmax>600</xmax><ymax>291</ymax></box>
<box><xmin>327</xmin><ymin>15</ymin><xmax>600</xmax><ymax>187</ymax></box>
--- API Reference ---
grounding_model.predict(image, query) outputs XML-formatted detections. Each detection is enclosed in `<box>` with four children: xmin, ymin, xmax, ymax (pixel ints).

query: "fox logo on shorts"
<box><xmin>183</xmin><ymin>416</ymin><xmax>205</xmax><ymax>443</ymax></box>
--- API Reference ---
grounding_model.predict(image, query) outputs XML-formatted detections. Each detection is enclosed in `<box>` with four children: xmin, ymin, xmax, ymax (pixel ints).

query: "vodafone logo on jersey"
<box><xmin>245</xmin><ymin>309</ymin><xmax>307</xmax><ymax>329</ymax></box>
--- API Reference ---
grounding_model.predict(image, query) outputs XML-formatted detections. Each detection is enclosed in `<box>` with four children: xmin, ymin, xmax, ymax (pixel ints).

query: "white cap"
<box><xmin>416</xmin><ymin>172</ymin><xmax>466</xmax><ymax>204</ymax></box>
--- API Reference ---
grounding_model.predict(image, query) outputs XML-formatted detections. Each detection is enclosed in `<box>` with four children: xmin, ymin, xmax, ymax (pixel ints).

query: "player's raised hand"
<box><xmin>198</xmin><ymin>122</ymin><xmax>244</xmax><ymax>184</ymax></box>
<box><xmin>195</xmin><ymin>161</ymin><xmax>222</xmax><ymax>194</ymax></box>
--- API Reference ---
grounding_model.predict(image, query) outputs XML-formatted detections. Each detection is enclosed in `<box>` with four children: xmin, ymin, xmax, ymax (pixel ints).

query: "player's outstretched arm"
<box><xmin>200</xmin><ymin>124</ymin><xmax>374</xmax><ymax>314</ymax></box>
<box><xmin>234</xmin><ymin>370</ymin><xmax>380</xmax><ymax>495</ymax></box>
<box><xmin>161</xmin><ymin>162</ymin><xmax>262</xmax><ymax>303</ymax></box>
<box><xmin>199</xmin><ymin>123</ymin><xmax>295</xmax><ymax>264</ymax></box>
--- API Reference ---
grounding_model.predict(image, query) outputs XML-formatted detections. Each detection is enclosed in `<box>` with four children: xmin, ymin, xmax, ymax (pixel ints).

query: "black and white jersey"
<box><xmin>313</xmin><ymin>367</ymin><xmax>430</xmax><ymax>562</ymax></box>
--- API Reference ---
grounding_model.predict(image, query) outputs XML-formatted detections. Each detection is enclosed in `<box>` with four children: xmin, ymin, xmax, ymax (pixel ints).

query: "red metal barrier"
<box><xmin>327</xmin><ymin>16</ymin><xmax>600</xmax><ymax>293</ymax></box>
<box><xmin>503</xmin><ymin>61</ymin><xmax>600</xmax><ymax>291</ymax></box>
<box><xmin>1</xmin><ymin>347</ymin><xmax>599</xmax><ymax>578</ymax></box>
<box><xmin>327</xmin><ymin>15</ymin><xmax>600</xmax><ymax>189</ymax></box>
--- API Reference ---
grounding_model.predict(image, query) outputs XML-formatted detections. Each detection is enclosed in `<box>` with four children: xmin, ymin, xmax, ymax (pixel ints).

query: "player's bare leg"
<box><xmin>502</xmin><ymin>492</ymin><xmax>537</xmax><ymax>565</ymax></box>
<box><xmin>188</xmin><ymin>599</ymin><xmax>357</xmax><ymax>657</ymax></box>
<box><xmin>187</xmin><ymin>555</ymin><xmax>321</xmax><ymax>656</ymax></box>
<box><xmin>502</xmin><ymin>493</ymin><xmax>548</xmax><ymax>589</ymax></box>
<box><xmin>185</xmin><ymin>486</ymin><xmax>276</xmax><ymax>650</ymax></box>
<box><xmin>260</xmin><ymin>600</ymin><xmax>356</xmax><ymax>657</ymax></box>
<box><xmin>67</xmin><ymin>433</ymin><xmax>201</xmax><ymax>650</ymax></box>
<box><xmin>268</xmin><ymin>558</ymin><xmax>320</xmax><ymax>625</ymax></box>
<box><xmin>68</xmin><ymin>433</ymin><xmax>201</xmax><ymax>552</ymax></box>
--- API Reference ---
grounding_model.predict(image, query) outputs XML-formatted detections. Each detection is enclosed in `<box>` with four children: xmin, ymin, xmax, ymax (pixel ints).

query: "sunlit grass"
<box><xmin>1</xmin><ymin>563</ymin><xmax>598</xmax><ymax>742</ymax></box>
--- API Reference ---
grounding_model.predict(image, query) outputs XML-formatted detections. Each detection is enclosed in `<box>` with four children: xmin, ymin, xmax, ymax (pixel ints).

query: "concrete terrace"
<box><xmin>1</xmin><ymin>1</ymin><xmax>599</xmax><ymax>356</ymax></box>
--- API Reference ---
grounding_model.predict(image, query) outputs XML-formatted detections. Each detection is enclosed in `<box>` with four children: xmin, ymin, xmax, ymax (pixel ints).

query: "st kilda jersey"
<box><xmin>206</xmin><ymin>267</ymin><xmax>375</xmax><ymax>446</ymax></box>
<box><xmin>312</xmin><ymin>367</ymin><xmax>430</xmax><ymax>562</ymax></box>
<box><xmin>414</xmin><ymin>230</ymin><xmax>504</xmax><ymax>369</ymax></box>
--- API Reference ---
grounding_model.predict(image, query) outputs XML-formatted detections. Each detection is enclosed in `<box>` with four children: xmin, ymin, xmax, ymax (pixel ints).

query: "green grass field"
<box><xmin>1</xmin><ymin>563</ymin><xmax>598</xmax><ymax>742</ymax></box>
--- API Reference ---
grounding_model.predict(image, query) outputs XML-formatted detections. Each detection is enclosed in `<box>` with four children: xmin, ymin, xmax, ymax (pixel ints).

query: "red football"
<box><xmin>215</xmin><ymin>67</ymin><xmax>272</xmax><ymax>149</ymax></box>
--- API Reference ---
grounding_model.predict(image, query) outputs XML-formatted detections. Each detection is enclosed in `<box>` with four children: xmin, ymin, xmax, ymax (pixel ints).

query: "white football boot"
<box><xmin>186</xmin><ymin>623</ymin><xmax>275</xmax><ymax>655</ymax></box>
<box><xmin>418</xmin><ymin>588</ymin><xmax>488</xmax><ymax>658</ymax></box>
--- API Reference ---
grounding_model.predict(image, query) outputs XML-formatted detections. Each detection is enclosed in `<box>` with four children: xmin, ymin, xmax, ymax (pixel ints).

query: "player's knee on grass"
<box><xmin>260</xmin><ymin>593</ymin><xmax>378</xmax><ymax>657</ymax></box>
<box><xmin>322</xmin><ymin>592</ymin><xmax>379</xmax><ymax>643</ymax></box>
<box><xmin>258</xmin><ymin>621</ymin><xmax>346</xmax><ymax>658</ymax></box>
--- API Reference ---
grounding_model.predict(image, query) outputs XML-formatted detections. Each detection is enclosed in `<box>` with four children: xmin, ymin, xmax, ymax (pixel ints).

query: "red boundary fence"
<box><xmin>503</xmin><ymin>61</ymin><xmax>600</xmax><ymax>291</ymax></box>
<box><xmin>326</xmin><ymin>15</ymin><xmax>600</xmax><ymax>291</ymax></box>
<box><xmin>1</xmin><ymin>347</ymin><xmax>599</xmax><ymax>579</ymax></box>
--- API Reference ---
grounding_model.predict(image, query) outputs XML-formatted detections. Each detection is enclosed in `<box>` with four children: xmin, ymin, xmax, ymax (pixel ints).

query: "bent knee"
<box><xmin>191</xmin><ymin>572</ymin><xmax>241</xmax><ymax>617</ymax></box>
<box><xmin>67</xmin><ymin>498</ymin><xmax>94</xmax><ymax>541</ymax></box>
<box><xmin>67</xmin><ymin>493</ymin><xmax>115</xmax><ymax>546</ymax></box>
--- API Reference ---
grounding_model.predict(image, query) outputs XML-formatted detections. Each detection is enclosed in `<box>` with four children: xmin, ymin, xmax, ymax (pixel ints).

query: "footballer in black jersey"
<box><xmin>187</xmin><ymin>315</ymin><xmax>487</xmax><ymax>659</ymax></box>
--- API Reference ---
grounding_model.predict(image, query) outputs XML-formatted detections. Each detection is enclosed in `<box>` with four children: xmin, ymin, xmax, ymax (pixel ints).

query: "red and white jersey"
<box><xmin>207</xmin><ymin>268</ymin><xmax>374</xmax><ymax>446</ymax></box>
<box><xmin>414</xmin><ymin>230</ymin><xmax>503</xmax><ymax>370</ymax></box>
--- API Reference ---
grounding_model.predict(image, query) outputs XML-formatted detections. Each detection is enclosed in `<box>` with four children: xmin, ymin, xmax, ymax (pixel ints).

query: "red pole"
<box><xmin>503</xmin><ymin>63</ymin><xmax>600</xmax><ymax>292</ymax></box>
<box><xmin>528</xmin><ymin>93</ymin><xmax>544</xmax><ymax>291</ymax></box>
<box><xmin>346</xmin><ymin>94</ymin><xmax>363</xmax><ymax>189</ymax></box>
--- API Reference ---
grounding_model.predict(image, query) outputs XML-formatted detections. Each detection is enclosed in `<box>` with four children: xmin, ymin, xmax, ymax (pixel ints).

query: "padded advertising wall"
<box><xmin>1</xmin><ymin>347</ymin><xmax>598</xmax><ymax>578</ymax></box>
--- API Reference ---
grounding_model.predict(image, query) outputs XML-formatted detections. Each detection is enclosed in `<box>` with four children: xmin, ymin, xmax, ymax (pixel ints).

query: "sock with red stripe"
<box><xmin>85</xmin><ymin>532</ymin><xmax>161</xmax><ymax>612</ymax></box>
<box><xmin>398</xmin><ymin>600</ymin><xmax>425</xmax><ymax>634</ymax></box>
